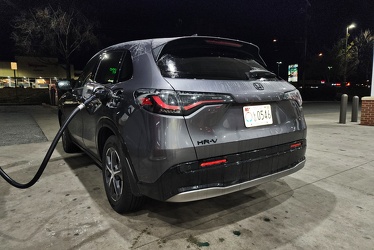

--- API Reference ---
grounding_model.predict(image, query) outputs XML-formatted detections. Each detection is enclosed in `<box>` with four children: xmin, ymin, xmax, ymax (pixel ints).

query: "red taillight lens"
<box><xmin>136</xmin><ymin>90</ymin><xmax>182</xmax><ymax>115</ymax></box>
<box><xmin>140</xmin><ymin>97</ymin><xmax>153</xmax><ymax>106</ymax></box>
<box><xmin>200</xmin><ymin>159</ymin><xmax>227</xmax><ymax>167</ymax></box>
<box><xmin>152</xmin><ymin>96</ymin><xmax>180</xmax><ymax>111</ymax></box>
<box><xmin>135</xmin><ymin>89</ymin><xmax>233</xmax><ymax>115</ymax></box>
<box><xmin>183</xmin><ymin>100</ymin><xmax>223</xmax><ymax>110</ymax></box>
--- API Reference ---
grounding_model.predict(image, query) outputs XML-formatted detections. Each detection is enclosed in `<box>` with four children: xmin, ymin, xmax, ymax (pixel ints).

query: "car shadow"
<box><xmin>59</xmin><ymin>146</ymin><xmax>294</xmax><ymax>226</ymax></box>
<box><xmin>58</xmin><ymin>148</ymin><xmax>337</xmax><ymax>248</ymax></box>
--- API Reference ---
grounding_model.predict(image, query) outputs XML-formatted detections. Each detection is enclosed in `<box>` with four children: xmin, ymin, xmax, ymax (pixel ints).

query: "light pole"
<box><xmin>276</xmin><ymin>61</ymin><xmax>282</xmax><ymax>77</ymax></box>
<box><xmin>327</xmin><ymin>66</ymin><xmax>332</xmax><ymax>84</ymax></box>
<box><xmin>343</xmin><ymin>23</ymin><xmax>356</xmax><ymax>87</ymax></box>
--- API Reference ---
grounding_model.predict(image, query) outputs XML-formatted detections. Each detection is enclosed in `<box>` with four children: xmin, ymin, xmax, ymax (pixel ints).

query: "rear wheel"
<box><xmin>102</xmin><ymin>135</ymin><xmax>144</xmax><ymax>213</ymax></box>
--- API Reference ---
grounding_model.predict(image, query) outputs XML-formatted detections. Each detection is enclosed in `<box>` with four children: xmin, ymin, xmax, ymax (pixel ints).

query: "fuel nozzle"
<box><xmin>94</xmin><ymin>88</ymin><xmax>112</xmax><ymax>102</ymax></box>
<box><xmin>82</xmin><ymin>83</ymin><xmax>112</xmax><ymax>103</ymax></box>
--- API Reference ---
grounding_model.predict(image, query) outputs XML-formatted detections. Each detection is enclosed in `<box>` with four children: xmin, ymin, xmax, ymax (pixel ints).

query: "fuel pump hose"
<box><xmin>0</xmin><ymin>95</ymin><xmax>97</xmax><ymax>189</ymax></box>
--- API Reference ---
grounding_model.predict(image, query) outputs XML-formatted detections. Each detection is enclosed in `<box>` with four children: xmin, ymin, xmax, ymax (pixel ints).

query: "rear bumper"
<box><xmin>138</xmin><ymin>140</ymin><xmax>306</xmax><ymax>201</ymax></box>
<box><xmin>167</xmin><ymin>158</ymin><xmax>305</xmax><ymax>202</ymax></box>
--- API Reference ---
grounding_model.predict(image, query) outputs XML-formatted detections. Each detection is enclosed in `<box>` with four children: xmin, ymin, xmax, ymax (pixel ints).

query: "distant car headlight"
<box><xmin>284</xmin><ymin>89</ymin><xmax>302</xmax><ymax>107</ymax></box>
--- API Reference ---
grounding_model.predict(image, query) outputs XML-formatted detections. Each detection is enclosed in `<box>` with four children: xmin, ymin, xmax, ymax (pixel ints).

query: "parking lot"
<box><xmin>0</xmin><ymin>103</ymin><xmax>373</xmax><ymax>249</ymax></box>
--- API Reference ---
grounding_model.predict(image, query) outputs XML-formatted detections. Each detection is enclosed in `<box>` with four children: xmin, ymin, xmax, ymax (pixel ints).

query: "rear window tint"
<box><xmin>156</xmin><ymin>39</ymin><xmax>270</xmax><ymax>80</ymax></box>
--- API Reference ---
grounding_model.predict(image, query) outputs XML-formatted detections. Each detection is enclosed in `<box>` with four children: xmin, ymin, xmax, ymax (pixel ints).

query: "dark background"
<box><xmin>0</xmin><ymin>0</ymin><xmax>373</xmax><ymax>75</ymax></box>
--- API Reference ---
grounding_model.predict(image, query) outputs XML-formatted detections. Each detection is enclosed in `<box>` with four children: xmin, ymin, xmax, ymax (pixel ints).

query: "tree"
<box><xmin>11</xmin><ymin>4</ymin><xmax>98</xmax><ymax>79</ymax></box>
<box><xmin>323</xmin><ymin>29</ymin><xmax>373</xmax><ymax>85</ymax></box>
<box><xmin>354</xmin><ymin>30</ymin><xmax>374</xmax><ymax>83</ymax></box>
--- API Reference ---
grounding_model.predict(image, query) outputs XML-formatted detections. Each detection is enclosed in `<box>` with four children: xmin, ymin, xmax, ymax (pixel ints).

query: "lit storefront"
<box><xmin>0</xmin><ymin>56</ymin><xmax>74</xmax><ymax>88</ymax></box>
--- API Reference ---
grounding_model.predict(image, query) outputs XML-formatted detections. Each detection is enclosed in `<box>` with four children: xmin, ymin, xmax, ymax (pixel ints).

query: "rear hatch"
<box><xmin>152</xmin><ymin>37</ymin><xmax>305</xmax><ymax>159</ymax></box>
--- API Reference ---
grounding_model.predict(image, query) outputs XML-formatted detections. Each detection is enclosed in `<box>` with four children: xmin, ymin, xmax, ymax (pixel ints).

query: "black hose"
<box><xmin>0</xmin><ymin>95</ymin><xmax>97</xmax><ymax>189</ymax></box>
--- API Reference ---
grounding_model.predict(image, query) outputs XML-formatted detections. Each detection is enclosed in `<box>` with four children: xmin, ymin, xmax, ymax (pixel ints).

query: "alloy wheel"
<box><xmin>104</xmin><ymin>147</ymin><xmax>123</xmax><ymax>201</ymax></box>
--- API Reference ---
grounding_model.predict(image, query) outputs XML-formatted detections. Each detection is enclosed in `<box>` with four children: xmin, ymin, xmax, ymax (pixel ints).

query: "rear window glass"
<box><xmin>156</xmin><ymin>39</ymin><xmax>271</xmax><ymax>80</ymax></box>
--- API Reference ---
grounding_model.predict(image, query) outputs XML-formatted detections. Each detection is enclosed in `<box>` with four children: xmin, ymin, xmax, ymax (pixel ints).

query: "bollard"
<box><xmin>351</xmin><ymin>96</ymin><xmax>359</xmax><ymax>122</ymax></box>
<box><xmin>339</xmin><ymin>94</ymin><xmax>348</xmax><ymax>124</ymax></box>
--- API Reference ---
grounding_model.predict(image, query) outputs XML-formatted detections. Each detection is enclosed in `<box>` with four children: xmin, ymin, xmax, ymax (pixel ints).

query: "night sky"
<box><xmin>0</xmin><ymin>0</ymin><xmax>373</xmax><ymax>73</ymax></box>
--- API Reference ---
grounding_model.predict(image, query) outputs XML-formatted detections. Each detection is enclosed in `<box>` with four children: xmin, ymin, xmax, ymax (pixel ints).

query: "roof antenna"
<box><xmin>191</xmin><ymin>34</ymin><xmax>198</xmax><ymax>36</ymax></box>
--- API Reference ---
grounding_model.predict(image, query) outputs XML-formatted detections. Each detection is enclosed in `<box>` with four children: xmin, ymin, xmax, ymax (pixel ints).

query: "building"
<box><xmin>0</xmin><ymin>56</ymin><xmax>74</xmax><ymax>88</ymax></box>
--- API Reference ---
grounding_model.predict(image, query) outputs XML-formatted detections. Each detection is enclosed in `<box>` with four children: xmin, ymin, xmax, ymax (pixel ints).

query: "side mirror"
<box><xmin>57</xmin><ymin>80</ymin><xmax>72</xmax><ymax>91</ymax></box>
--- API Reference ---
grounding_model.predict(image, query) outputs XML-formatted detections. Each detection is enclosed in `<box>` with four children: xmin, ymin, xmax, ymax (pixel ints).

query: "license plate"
<box><xmin>243</xmin><ymin>104</ymin><xmax>273</xmax><ymax>127</ymax></box>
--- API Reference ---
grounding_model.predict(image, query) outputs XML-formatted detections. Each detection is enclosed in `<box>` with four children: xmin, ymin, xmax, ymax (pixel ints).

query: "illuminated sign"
<box><xmin>288</xmin><ymin>64</ymin><xmax>298</xmax><ymax>82</ymax></box>
<box><xmin>11</xmin><ymin>62</ymin><xmax>17</xmax><ymax>70</ymax></box>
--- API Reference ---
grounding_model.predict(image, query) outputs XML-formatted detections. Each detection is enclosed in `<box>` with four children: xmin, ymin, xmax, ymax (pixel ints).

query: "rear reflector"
<box><xmin>290</xmin><ymin>142</ymin><xmax>302</xmax><ymax>149</ymax></box>
<box><xmin>200</xmin><ymin>159</ymin><xmax>227</xmax><ymax>167</ymax></box>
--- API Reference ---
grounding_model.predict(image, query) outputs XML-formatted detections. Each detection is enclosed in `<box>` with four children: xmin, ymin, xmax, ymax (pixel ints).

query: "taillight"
<box><xmin>137</xmin><ymin>90</ymin><xmax>182</xmax><ymax>115</ymax></box>
<box><xmin>135</xmin><ymin>89</ymin><xmax>233</xmax><ymax>115</ymax></box>
<box><xmin>284</xmin><ymin>89</ymin><xmax>302</xmax><ymax>107</ymax></box>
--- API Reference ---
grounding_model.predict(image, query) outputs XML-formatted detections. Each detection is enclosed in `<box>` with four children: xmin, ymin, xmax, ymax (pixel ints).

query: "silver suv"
<box><xmin>58</xmin><ymin>36</ymin><xmax>307</xmax><ymax>213</ymax></box>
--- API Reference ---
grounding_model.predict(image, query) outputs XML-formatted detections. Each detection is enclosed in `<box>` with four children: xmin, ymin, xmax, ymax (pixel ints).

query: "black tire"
<box><xmin>61</xmin><ymin>115</ymin><xmax>80</xmax><ymax>153</ymax></box>
<box><xmin>102</xmin><ymin>135</ymin><xmax>144</xmax><ymax>213</ymax></box>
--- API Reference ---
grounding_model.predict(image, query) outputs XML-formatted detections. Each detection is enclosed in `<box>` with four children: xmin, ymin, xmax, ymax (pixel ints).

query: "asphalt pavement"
<box><xmin>0</xmin><ymin>102</ymin><xmax>373</xmax><ymax>249</ymax></box>
<box><xmin>0</xmin><ymin>106</ymin><xmax>48</xmax><ymax>146</ymax></box>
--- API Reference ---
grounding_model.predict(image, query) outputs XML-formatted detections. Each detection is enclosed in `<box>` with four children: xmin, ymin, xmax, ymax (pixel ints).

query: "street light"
<box><xmin>343</xmin><ymin>23</ymin><xmax>356</xmax><ymax>86</ymax></box>
<box><xmin>276</xmin><ymin>61</ymin><xmax>282</xmax><ymax>77</ymax></box>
